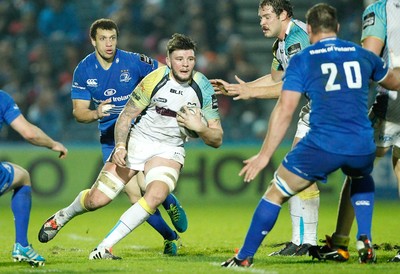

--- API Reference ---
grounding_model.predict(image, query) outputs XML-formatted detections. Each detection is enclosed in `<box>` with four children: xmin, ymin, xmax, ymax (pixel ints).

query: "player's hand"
<box><xmin>96</xmin><ymin>98</ymin><xmax>115</xmax><ymax>118</ymax></box>
<box><xmin>51</xmin><ymin>141</ymin><xmax>68</xmax><ymax>159</ymax></box>
<box><xmin>112</xmin><ymin>146</ymin><xmax>127</xmax><ymax>167</ymax></box>
<box><xmin>210</xmin><ymin>79</ymin><xmax>230</xmax><ymax>96</ymax></box>
<box><xmin>176</xmin><ymin>106</ymin><xmax>206</xmax><ymax>132</ymax></box>
<box><xmin>239</xmin><ymin>153</ymin><xmax>270</xmax><ymax>183</ymax></box>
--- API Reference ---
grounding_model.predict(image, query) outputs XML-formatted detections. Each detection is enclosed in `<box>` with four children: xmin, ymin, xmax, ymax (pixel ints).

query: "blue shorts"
<box><xmin>0</xmin><ymin>162</ymin><xmax>14</xmax><ymax>196</ymax></box>
<box><xmin>282</xmin><ymin>142</ymin><xmax>375</xmax><ymax>183</ymax></box>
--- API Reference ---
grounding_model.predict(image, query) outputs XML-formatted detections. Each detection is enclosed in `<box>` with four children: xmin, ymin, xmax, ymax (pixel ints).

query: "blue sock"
<box><xmin>11</xmin><ymin>186</ymin><xmax>31</xmax><ymax>246</ymax></box>
<box><xmin>146</xmin><ymin>209</ymin><xmax>176</xmax><ymax>240</ymax></box>
<box><xmin>162</xmin><ymin>194</ymin><xmax>176</xmax><ymax>209</ymax></box>
<box><xmin>237</xmin><ymin>198</ymin><xmax>281</xmax><ymax>259</ymax></box>
<box><xmin>350</xmin><ymin>175</ymin><xmax>374</xmax><ymax>241</ymax></box>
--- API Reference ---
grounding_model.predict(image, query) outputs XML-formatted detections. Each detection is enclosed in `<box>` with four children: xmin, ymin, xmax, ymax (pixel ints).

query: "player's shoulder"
<box><xmin>116</xmin><ymin>49</ymin><xmax>157</xmax><ymax>66</ymax></box>
<box><xmin>192</xmin><ymin>70</ymin><xmax>211</xmax><ymax>86</ymax></box>
<box><xmin>364</xmin><ymin>0</ymin><xmax>386</xmax><ymax>13</ymax></box>
<box><xmin>363</xmin><ymin>0</ymin><xmax>386</xmax><ymax>19</ymax></box>
<box><xmin>0</xmin><ymin>90</ymin><xmax>13</xmax><ymax>103</ymax></box>
<box><xmin>76</xmin><ymin>52</ymin><xmax>96</xmax><ymax>70</ymax></box>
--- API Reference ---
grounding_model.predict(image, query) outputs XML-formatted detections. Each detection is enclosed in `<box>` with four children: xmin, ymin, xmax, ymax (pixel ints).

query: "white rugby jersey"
<box><xmin>362</xmin><ymin>0</ymin><xmax>400</xmax><ymax>122</ymax></box>
<box><xmin>128</xmin><ymin>66</ymin><xmax>220</xmax><ymax>147</ymax></box>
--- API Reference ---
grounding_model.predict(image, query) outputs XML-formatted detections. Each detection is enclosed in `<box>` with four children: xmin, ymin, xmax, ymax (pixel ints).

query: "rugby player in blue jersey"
<box><xmin>38</xmin><ymin>19</ymin><xmax>187</xmax><ymax>255</ymax></box>
<box><xmin>0</xmin><ymin>90</ymin><xmax>68</xmax><ymax>266</ymax></box>
<box><xmin>311</xmin><ymin>0</ymin><xmax>400</xmax><ymax>263</ymax></box>
<box><xmin>222</xmin><ymin>3</ymin><xmax>400</xmax><ymax>267</ymax></box>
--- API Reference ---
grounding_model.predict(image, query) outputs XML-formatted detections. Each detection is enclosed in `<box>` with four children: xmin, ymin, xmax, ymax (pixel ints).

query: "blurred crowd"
<box><xmin>0</xmin><ymin>0</ymin><xmax>364</xmax><ymax>144</ymax></box>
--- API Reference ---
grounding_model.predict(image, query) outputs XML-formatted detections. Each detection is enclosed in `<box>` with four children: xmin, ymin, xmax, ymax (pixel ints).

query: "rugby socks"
<box><xmin>237</xmin><ymin>197</ymin><xmax>281</xmax><ymax>260</ymax></box>
<box><xmin>297</xmin><ymin>190</ymin><xmax>319</xmax><ymax>245</ymax></box>
<box><xmin>288</xmin><ymin>195</ymin><xmax>302</xmax><ymax>245</ymax></box>
<box><xmin>147</xmin><ymin>209</ymin><xmax>177</xmax><ymax>240</ymax></box>
<box><xmin>350</xmin><ymin>175</ymin><xmax>374</xmax><ymax>241</ymax></box>
<box><xmin>58</xmin><ymin>189</ymin><xmax>90</xmax><ymax>226</ymax></box>
<box><xmin>162</xmin><ymin>194</ymin><xmax>176</xmax><ymax>209</ymax></box>
<box><xmin>98</xmin><ymin>198</ymin><xmax>154</xmax><ymax>249</ymax></box>
<box><xmin>11</xmin><ymin>186</ymin><xmax>31</xmax><ymax>246</ymax></box>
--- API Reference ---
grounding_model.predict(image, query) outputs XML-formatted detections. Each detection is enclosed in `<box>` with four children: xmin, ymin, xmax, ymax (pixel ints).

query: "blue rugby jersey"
<box><xmin>0</xmin><ymin>90</ymin><xmax>21</xmax><ymax>130</ymax></box>
<box><xmin>71</xmin><ymin>49</ymin><xmax>159</xmax><ymax>145</ymax></box>
<box><xmin>283</xmin><ymin>37</ymin><xmax>389</xmax><ymax>155</ymax></box>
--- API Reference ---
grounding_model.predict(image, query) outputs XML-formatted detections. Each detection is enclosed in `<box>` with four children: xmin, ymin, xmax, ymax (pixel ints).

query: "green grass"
<box><xmin>0</xmin><ymin>197</ymin><xmax>399</xmax><ymax>273</ymax></box>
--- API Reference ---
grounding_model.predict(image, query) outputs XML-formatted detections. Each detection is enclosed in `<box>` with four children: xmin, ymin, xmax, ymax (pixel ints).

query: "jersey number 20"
<box><xmin>321</xmin><ymin>61</ymin><xmax>361</xmax><ymax>91</ymax></box>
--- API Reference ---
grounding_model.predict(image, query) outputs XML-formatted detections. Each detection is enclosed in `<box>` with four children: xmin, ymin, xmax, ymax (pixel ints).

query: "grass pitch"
<box><xmin>0</xmin><ymin>196</ymin><xmax>399</xmax><ymax>274</ymax></box>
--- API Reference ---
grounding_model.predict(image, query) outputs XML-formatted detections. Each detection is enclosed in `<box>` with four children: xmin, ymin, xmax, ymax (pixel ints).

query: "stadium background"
<box><xmin>0</xmin><ymin>0</ymin><xmax>397</xmax><ymax>205</ymax></box>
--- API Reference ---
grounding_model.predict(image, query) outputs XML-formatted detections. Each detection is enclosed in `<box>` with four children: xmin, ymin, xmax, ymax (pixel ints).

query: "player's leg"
<box><xmin>90</xmin><ymin>160</ymin><xmax>181</xmax><ymax>259</ymax></box>
<box><xmin>38</xmin><ymin>162</ymin><xmax>133</xmax><ymax>243</ymax></box>
<box><xmin>0</xmin><ymin>162</ymin><xmax>45</xmax><ymax>266</ymax></box>
<box><xmin>124</xmin><ymin>173</ymin><xmax>180</xmax><ymax>255</ymax></box>
<box><xmin>271</xmin><ymin>119</ymin><xmax>320</xmax><ymax>256</ymax></box>
<box><xmin>388</xmin><ymin>145</ymin><xmax>400</xmax><ymax>262</ymax></box>
<box><xmin>222</xmin><ymin>165</ymin><xmax>314</xmax><ymax>267</ymax></box>
<box><xmin>132</xmin><ymin>170</ymin><xmax>187</xmax><ymax>233</ymax></box>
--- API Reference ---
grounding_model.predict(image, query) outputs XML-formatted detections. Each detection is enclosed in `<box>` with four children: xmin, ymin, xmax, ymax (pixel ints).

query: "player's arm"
<box><xmin>10</xmin><ymin>115</ymin><xmax>68</xmax><ymax>158</ymax></box>
<box><xmin>177</xmin><ymin>106</ymin><xmax>223</xmax><ymax>148</ymax></box>
<box><xmin>239</xmin><ymin>90</ymin><xmax>300</xmax><ymax>182</ymax></box>
<box><xmin>362</xmin><ymin>36</ymin><xmax>384</xmax><ymax>56</ymax></box>
<box><xmin>198</xmin><ymin>118</ymin><xmax>223</xmax><ymax>148</ymax></box>
<box><xmin>113</xmin><ymin>98</ymin><xmax>144</xmax><ymax>167</ymax></box>
<box><xmin>210</xmin><ymin>66</ymin><xmax>283</xmax><ymax>100</ymax></box>
<box><xmin>72</xmin><ymin>98</ymin><xmax>114</xmax><ymax>123</ymax></box>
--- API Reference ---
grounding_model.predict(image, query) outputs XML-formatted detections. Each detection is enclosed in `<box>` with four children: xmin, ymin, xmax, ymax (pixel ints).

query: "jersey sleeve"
<box><xmin>130</xmin><ymin>67</ymin><xmax>166</xmax><ymax>109</ymax></box>
<box><xmin>132</xmin><ymin>52</ymin><xmax>159</xmax><ymax>78</ymax></box>
<box><xmin>369</xmin><ymin>51</ymin><xmax>389</xmax><ymax>83</ymax></box>
<box><xmin>0</xmin><ymin>91</ymin><xmax>22</xmax><ymax>125</ymax></box>
<box><xmin>361</xmin><ymin>2</ymin><xmax>386</xmax><ymax>43</ymax></box>
<box><xmin>193</xmin><ymin>72</ymin><xmax>221</xmax><ymax>121</ymax></box>
<box><xmin>71</xmin><ymin>64</ymin><xmax>91</xmax><ymax>101</ymax></box>
<box><xmin>282</xmin><ymin>55</ymin><xmax>305</xmax><ymax>93</ymax></box>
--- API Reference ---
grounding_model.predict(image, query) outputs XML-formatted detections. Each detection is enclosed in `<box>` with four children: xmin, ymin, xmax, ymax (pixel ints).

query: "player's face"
<box><xmin>92</xmin><ymin>28</ymin><xmax>117</xmax><ymax>63</ymax></box>
<box><xmin>258</xmin><ymin>5</ymin><xmax>284</xmax><ymax>39</ymax></box>
<box><xmin>167</xmin><ymin>49</ymin><xmax>196</xmax><ymax>83</ymax></box>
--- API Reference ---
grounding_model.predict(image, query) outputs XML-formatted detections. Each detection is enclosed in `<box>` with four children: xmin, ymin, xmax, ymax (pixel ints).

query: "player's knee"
<box><xmin>145</xmin><ymin>166</ymin><xmax>179</xmax><ymax>193</ymax></box>
<box><xmin>271</xmin><ymin>172</ymin><xmax>297</xmax><ymax>198</ymax></box>
<box><xmin>93</xmin><ymin>171</ymin><xmax>125</xmax><ymax>201</ymax></box>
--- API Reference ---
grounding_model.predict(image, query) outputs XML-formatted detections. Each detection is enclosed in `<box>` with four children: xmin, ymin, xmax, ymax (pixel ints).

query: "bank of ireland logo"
<box><xmin>87</xmin><ymin>79</ymin><xmax>98</xmax><ymax>87</ymax></box>
<box><xmin>104</xmin><ymin>89</ymin><xmax>116</xmax><ymax>96</ymax></box>
<box><xmin>120</xmin><ymin>71</ymin><xmax>131</xmax><ymax>83</ymax></box>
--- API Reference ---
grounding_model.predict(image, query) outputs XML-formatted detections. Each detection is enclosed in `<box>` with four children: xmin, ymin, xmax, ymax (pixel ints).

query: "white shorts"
<box><xmin>125</xmin><ymin>136</ymin><xmax>185</xmax><ymax>171</ymax></box>
<box><xmin>295</xmin><ymin>112</ymin><xmax>310</xmax><ymax>139</ymax></box>
<box><xmin>373</xmin><ymin>117</ymin><xmax>400</xmax><ymax>149</ymax></box>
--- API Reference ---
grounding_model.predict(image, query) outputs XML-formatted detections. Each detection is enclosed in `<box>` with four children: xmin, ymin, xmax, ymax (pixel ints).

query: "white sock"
<box><xmin>289</xmin><ymin>192</ymin><xmax>320</xmax><ymax>246</ymax></box>
<box><xmin>288</xmin><ymin>195</ymin><xmax>302</xmax><ymax>245</ymax></box>
<box><xmin>57</xmin><ymin>190</ymin><xmax>89</xmax><ymax>226</ymax></box>
<box><xmin>302</xmin><ymin>195</ymin><xmax>319</xmax><ymax>245</ymax></box>
<box><xmin>98</xmin><ymin>202</ymin><xmax>150</xmax><ymax>249</ymax></box>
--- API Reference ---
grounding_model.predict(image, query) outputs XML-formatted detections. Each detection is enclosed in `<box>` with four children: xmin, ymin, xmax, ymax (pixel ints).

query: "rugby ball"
<box><xmin>179</xmin><ymin>107</ymin><xmax>208</xmax><ymax>138</ymax></box>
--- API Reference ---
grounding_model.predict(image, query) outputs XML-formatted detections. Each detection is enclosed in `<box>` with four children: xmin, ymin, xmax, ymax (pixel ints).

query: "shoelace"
<box><xmin>168</xmin><ymin>205</ymin><xmax>180</xmax><ymax>222</ymax></box>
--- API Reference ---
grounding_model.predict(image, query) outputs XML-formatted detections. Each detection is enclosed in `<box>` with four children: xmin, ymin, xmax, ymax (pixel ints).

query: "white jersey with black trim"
<box><xmin>129</xmin><ymin>66</ymin><xmax>220</xmax><ymax>147</ymax></box>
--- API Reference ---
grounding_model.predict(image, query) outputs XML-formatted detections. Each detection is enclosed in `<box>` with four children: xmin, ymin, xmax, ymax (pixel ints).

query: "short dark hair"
<box><xmin>89</xmin><ymin>18</ymin><xmax>119</xmax><ymax>40</ymax></box>
<box><xmin>166</xmin><ymin>33</ymin><xmax>197</xmax><ymax>56</ymax></box>
<box><xmin>306</xmin><ymin>3</ymin><xmax>338</xmax><ymax>34</ymax></box>
<box><xmin>259</xmin><ymin>0</ymin><xmax>293</xmax><ymax>18</ymax></box>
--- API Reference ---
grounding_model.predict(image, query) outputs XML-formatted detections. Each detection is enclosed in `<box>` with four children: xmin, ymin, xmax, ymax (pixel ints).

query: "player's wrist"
<box><xmin>93</xmin><ymin>109</ymin><xmax>100</xmax><ymax>120</ymax></box>
<box><xmin>115</xmin><ymin>142</ymin><xmax>126</xmax><ymax>152</ymax></box>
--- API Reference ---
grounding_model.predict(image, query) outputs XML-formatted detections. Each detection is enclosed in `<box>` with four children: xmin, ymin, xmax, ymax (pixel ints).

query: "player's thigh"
<box><xmin>124</xmin><ymin>172</ymin><xmax>145</xmax><ymax>204</ymax></box>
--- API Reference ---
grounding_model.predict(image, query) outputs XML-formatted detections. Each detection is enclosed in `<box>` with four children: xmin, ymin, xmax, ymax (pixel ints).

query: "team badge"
<box><xmin>288</xmin><ymin>43</ymin><xmax>302</xmax><ymax>57</ymax></box>
<box><xmin>362</xmin><ymin>12</ymin><xmax>375</xmax><ymax>29</ymax></box>
<box><xmin>120</xmin><ymin>71</ymin><xmax>131</xmax><ymax>83</ymax></box>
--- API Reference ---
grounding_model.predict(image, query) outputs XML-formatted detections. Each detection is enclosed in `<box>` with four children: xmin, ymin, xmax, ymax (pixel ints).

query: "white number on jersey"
<box><xmin>321</xmin><ymin>61</ymin><xmax>362</xmax><ymax>91</ymax></box>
